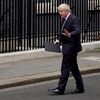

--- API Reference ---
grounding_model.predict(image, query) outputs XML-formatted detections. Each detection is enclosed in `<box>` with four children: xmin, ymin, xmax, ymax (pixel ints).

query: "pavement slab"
<box><xmin>0</xmin><ymin>51</ymin><xmax>100</xmax><ymax>89</ymax></box>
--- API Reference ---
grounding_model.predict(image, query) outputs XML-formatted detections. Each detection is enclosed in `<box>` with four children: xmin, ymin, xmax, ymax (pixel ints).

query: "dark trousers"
<box><xmin>58</xmin><ymin>54</ymin><xmax>84</xmax><ymax>92</ymax></box>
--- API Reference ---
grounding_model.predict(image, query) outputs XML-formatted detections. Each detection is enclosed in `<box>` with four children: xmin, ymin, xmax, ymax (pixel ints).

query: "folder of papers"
<box><xmin>44</xmin><ymin>42</ymin><xmax>61</xmax><ymax>53</ymax></box>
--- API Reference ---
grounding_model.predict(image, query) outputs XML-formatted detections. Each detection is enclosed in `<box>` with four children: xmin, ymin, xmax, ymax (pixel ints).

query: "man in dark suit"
<box><xmin>49</xmin><ymin>3</ymin><xmax>84</xmax><ymax>95</ymax></box>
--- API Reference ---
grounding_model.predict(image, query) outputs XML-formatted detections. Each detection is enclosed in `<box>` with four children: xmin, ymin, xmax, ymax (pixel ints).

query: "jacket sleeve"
<box><xmin>69</xmin><ymin>18</ymin><xmax>81</xmax><ymax>41</ymax></box>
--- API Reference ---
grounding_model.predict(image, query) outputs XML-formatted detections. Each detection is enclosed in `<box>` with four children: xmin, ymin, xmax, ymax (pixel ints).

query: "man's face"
<box><xmin>58</xmin><ymin>9</ymin><xmax>69</xmax><ymax>19</ymax></box>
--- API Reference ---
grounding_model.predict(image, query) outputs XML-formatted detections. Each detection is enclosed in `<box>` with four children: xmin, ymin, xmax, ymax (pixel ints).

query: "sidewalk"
<box><xmin>0</xmin><ymin>50</ymin><xmax>100</xmax><ymax>89</ymax></box>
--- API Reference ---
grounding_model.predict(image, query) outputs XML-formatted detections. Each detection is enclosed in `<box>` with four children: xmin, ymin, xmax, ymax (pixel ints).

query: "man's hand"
<box><xmin>54</xmin><ymin>39</ymin><xmax>60</xmax><ymax>44</ymax></box>
<box><xmin>62</xmin><ymin>29</ymin><xmax>70</xmax><ymax>38</ymax></box>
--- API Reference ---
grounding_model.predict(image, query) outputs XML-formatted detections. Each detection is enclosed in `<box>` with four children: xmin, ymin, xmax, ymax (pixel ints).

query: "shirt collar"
<box><xmin>65</xmin><ymin>12</ymin><xmax>71</xmax><ymax>21</ymax></box>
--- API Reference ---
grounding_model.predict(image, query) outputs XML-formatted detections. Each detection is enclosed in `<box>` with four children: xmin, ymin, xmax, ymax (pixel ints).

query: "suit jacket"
<box><xmin>58</xmin><ymin>14</ymin><xmax>82</xmax><ymax>54</ymax></box>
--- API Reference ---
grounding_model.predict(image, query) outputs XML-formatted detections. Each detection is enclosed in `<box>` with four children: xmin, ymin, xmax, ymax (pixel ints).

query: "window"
<box><xmin>37</xmin><ymin>0</ymin><xmax>57</xmax><ymax>14</ymax></box>
<box><xmin>88</xmin><ymin>0</ymin><xmax>100</xmax><ymax>10</ymax></box>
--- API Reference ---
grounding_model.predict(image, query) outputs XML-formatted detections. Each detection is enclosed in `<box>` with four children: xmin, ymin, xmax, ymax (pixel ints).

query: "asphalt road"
<box><xmin>0</xmin><ymin>73</ymin><xmax>100</xmax><ymax>100</ymax></box>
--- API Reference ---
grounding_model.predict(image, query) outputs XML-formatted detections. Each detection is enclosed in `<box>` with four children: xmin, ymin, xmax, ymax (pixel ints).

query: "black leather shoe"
<box><xmin>73</xmin><ymin>88</ymin><xmax>84</xmax><ymax>94</ymax></box>
<box><xmin>48</xmin><ymin>88</ymin><xmax>64</xmax><ymax>95</ymax></box>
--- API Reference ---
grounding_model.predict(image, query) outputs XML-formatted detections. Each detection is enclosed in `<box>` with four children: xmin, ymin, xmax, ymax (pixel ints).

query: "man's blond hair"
<box><xmin>58</xmin><ymin>3</ymin><xmax>71</xmax><ymax>12</ymax></box>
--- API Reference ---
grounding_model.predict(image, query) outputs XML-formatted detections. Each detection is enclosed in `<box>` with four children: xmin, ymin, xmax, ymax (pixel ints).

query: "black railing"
<box><xmin>0</xmin><ymin>0</ymin><xmax>100</xmax><ymax>53</ymax></box>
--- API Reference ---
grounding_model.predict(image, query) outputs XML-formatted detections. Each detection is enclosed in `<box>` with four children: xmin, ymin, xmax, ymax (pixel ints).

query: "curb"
<box><xmin>0</xmin><ymin>66</ymin><xmax>100</xmax><ymax>89</ymax></box>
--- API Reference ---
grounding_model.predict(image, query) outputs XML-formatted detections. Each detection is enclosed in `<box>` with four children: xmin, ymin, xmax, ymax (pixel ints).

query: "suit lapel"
<box><xmin>65</xmin><ymin>14</ymin><xmax>72</xmax><ymax>26</ymax></box>
<box><xmin>61</xmin><ymin>14</ymin><xmax>72</xmax><ymax>32</ymax></box>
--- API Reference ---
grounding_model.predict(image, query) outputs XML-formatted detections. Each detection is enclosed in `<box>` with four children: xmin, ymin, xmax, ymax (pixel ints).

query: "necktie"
<box><xmin>61</xmin><ymin>19</ymin><xmax>66</xmax><ymax>33</ymax></box>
